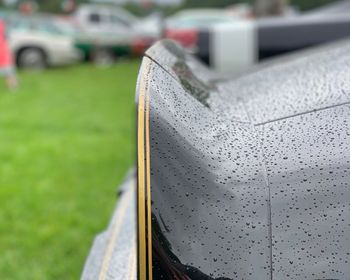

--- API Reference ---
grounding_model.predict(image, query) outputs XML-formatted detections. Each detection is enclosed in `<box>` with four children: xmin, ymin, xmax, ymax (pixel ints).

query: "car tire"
<box><xmin>92</xmin><ymin>48</ymin><xmax>115</xmax><ymax>66</ymax></box>
<box><xmin>17</xmin><ymin>48</ymin><xmax>47</xmax><ymax>70</ymax></box>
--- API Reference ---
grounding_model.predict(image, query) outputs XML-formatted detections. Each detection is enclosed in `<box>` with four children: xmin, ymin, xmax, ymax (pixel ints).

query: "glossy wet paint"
<box><xmin>137</xmin><ymin>40</ymin><xmax>350</xmax><ymax>279</ymax></box>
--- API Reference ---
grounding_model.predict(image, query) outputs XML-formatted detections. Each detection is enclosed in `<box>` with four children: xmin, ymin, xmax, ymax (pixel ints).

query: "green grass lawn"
<box><xmin>0</xmin><ymin>61</ymin><xmax>139</xmax><ymax>279</ymax></box>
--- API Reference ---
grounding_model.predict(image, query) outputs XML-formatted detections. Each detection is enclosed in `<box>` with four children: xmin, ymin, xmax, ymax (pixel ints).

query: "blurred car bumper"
<box><xmin>49</xmin><ymin>47</ymin><xmax>83</xmax><ymax>66</ymax></box>
<box><xmin>81</xmin><ymin>172</ymin><xmax>137</xmax><ymax>280</ymax></box>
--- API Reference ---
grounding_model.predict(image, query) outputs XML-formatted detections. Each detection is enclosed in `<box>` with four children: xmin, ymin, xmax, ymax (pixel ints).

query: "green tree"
<box><xmin>180</xmin><ymin>0</ymin><xmax>338</xmax><ymax>11</ymax></box>
<box><xmin>292</xmin><ymin>0</ymin><xmax>338</xmax><ymax>10</ymax></box>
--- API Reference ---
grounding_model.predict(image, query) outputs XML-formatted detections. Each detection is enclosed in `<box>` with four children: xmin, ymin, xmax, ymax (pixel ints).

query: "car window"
<box><xmin>109</xmin><ymin>14</ymin><xmax>130</xmax><ymax>27</ymax></box>
<box><xmin>89</xmin><ymin>13</ymin><xmax>101</xmax><ymax>24</ymax></box>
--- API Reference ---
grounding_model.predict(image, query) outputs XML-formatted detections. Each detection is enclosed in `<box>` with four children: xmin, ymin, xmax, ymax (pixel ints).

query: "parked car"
<box><xmin>4</xmin><ymin>15</ymin><xmax>82</xmax><ymax>69</ymax></box>
<box><xmin>82</xmin><ymin>39</ymin><xmax>350</xmax><ymax>279</ymax></box>
<box><xmin>75</xmin><ymin>4</ymin><xmax>160</xmax><ymax>39</ymax></box>
<box><xmin>183</xmin><ymin>13</ymin><xmax>350</xmax><ymax>73</ymax></box>
<box><xmin>73</xmin><ymin>4</ymin><xmax>160</xmax><ymax>62</ymax></box>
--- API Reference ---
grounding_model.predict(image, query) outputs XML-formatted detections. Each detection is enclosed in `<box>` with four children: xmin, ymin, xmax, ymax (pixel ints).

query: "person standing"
<box><xmin>0</xmin><ymin>19</ymin><xmax>18</xmax><ymax>91</ymax></box>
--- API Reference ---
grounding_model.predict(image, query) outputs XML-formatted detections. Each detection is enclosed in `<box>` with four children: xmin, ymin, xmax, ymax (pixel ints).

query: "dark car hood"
<box><xmin>136</xmin><ymin>39</ymin><xmax>350</xmax><ymax>280</ymax></box>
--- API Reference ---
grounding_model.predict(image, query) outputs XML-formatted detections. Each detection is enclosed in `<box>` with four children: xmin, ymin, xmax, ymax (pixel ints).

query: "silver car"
<box><xmin>6</xmin><ymin>16</ymin><xmax>82</xmax><ymax>69</ymax></box>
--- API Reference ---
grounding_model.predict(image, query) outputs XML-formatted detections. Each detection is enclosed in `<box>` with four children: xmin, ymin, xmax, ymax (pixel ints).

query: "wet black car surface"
<box><xmin>136</xmin><ymin>40</ymin><xmax>350</xmax><ymax>280</ymax></box>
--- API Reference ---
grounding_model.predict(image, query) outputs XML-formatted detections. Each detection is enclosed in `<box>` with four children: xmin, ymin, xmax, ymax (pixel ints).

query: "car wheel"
<box><xmin>92</xmin><ymin>48</ymin><xmax>115</xmax><ymax>66</ymax></box>
<box><xmin>17</xmin><ymin>48</ymin><xmax>47</xmax><ymax>70</ymax></box>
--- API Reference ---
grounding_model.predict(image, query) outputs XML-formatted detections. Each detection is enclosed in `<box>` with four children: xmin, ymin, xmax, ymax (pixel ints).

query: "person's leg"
<box><xmin>5</xmin><ymin>74</ymin><xmax>18</xmax><ymax>91</ymax></box>
<box><xmin>4</xmin><ymin>67</ymin><xmax>18</xmax><ymax>91</ymax></box>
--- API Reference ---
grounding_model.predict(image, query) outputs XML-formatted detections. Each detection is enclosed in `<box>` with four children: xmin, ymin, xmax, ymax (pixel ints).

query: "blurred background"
<box><xmin>0</xmin><ymin>0</ymin><xmax>348</xmax><ymax>279</ymax></box>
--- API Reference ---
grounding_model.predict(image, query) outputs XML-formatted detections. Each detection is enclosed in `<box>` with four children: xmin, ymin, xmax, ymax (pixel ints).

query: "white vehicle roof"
<box><xmin>76</xmin><ymin>4</ymin><xmax>138</xmax><ymax>24</ymax></box>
